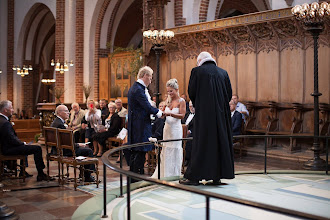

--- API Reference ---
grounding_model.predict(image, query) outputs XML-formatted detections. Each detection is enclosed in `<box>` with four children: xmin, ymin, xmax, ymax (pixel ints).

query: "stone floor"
<box><xmin>0</xmin><ymin>144</ymin><xmax>327</xmax><ymax>219</ymax></box>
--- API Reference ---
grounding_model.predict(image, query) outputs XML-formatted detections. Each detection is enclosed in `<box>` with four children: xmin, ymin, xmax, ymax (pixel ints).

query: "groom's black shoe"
<box><xmin>179</xmin><ymin>179</ymin><xmax>199</xmax><ymax>186</ymax></box>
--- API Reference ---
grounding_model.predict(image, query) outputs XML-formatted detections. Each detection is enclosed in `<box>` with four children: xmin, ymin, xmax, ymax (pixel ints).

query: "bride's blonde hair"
<box><xmin>166</xmin><ymin>78</ymin><xmax>179</xmax><ymax>105</ymax></box>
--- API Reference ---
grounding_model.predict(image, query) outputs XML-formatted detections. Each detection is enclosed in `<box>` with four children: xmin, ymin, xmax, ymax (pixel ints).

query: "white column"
<box><xmin>64</xmin><ymin>0</ymin><xmax>76</xmax><ymax>103</ymax></box>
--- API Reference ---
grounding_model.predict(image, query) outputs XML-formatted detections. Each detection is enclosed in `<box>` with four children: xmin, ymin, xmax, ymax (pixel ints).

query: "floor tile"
<box><xmin>46</xmin><ymin>206</ymin><xmax>79</xmax><ymax>218</ymax></box>
<box><xmin>10</xmin><ymin>204</ymin><xmax>39</xmax><ymax>214</ymax></box>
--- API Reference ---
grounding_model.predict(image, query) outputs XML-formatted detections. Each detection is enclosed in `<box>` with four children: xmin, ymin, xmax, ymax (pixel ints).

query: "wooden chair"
<box><xmin>57</xmin><ymin>128</ymin><xmax>99</xmax><ymax>190</ymax></box>
<box><xmin>181</xmin><ymin>124</ymin><xmax>188</xmax><ymax>174</ymax></box>
<box><xmin>106</xmin><ymin>117</ymin><xmax>127</xmax><ymax>151</ymax></box>
<box><xmin>0</xmin><ymin>143</ymin><xmax>26</xmax><ymax>182</ymax></box>
<box><xmin>43</xmin><ymin>126</ymin><xmax>61</xmax><ymax>183</ymax></box>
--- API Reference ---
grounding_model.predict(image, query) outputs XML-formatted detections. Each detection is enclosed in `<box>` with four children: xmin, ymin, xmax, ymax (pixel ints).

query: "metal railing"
<box><xmin>101</xmin><ymin>135</ymin><xmax>329</xmax><ymax>220</ymax></box>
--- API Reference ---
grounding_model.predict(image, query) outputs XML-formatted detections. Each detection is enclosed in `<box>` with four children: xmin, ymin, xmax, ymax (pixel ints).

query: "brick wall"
<box><xmin>94</xmin><ymin>0</ymin><xmax>111</xmax><ymax>101</ymax></box>
<box><xmin>199</xmin><ymin>0</ymin><xmax>210</xmax><ymax>22</ymax></box>
<box><xmin>55</xmin><ymin>0</ymin><xmax>65</xmax><ymax>97</ymax></box>
<box><xmin>174</xmin><ymin>0</ymin><xmax>186</xmax><ymax>26</ymax></box>
<box><xmin>21</xmin><ymin>60</ymin><xmax>35</xmax><ymax>112</ymax></box>
<box><xmin>75</xmin><ymin>0</ymin><xmax>84</xmax><ymax>103</ymax></box>
<box><xmin>107</xmin><ymin>0</ymin><xmax>121</xmax><ymax>48</ymax></box>
<box><xmin>7</xmin><ymin>0</ymin><xmax>14</xmax><ymax>102</ymax></box>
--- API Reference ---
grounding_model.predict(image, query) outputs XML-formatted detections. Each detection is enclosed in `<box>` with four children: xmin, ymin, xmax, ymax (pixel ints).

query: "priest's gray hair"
<box><xmin>166</xmin><ymin>78</ymin><xmax>179</xmax><ymax>90</ymax></box>
<box><xmin>197</xmin><ymin>51</ymin><xmax>217</xmax><ymax>66</ymax></box>
<box><xmin>137</xmin><ymin>66</ymin><xmax>153</xmax><ymax>79</ymax></box>
<box><xmin>0</xmin><ymin>100</ymin><xmax>12</xmax><ymax>112</ymax></box>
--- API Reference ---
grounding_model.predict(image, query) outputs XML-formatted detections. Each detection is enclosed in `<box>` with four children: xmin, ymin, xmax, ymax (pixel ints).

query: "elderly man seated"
<box><xmin>68</xmin><ymin>102</ymin><xmax>85</xmax><ymax>143</ymax></box>
<box><xmin>232</xmin><ymin>94</ymin><xmax>249</xmax><ymax>122</ymax></box>
<box><xmin>0</xmin><ymin>100</ymin><xmax>53</xmax><ymax>181</ymax></box>
<box><xmin>51</xmin><ymin>105</ymin><xmax>96</xmax><ymax>182</ymax></box>
<box><xmin>115</xmin><ymin>99</ymin><xmax>128</xmax><ymax>118</ymax></box>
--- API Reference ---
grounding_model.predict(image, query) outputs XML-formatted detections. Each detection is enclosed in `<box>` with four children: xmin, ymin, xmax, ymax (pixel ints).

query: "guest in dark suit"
<box><xmin>127</xmin><ymin>66</ymin><xmax>163</xmax><ymax>181</ymax></box>
<box><xmin>182</xmin><ymin>101</ymin><xmax>195</xmax><ymax>166</ymax></box>
<box><xmin>151</xmin><ymin>101</ymin><xmax>166</xmax><ymax>141</ymax></box>
<box><xmin>230</xmin><ymin>100</ymin><xmax>242</xmax><ymax>136</ymax></box>
<box><xmin>99</xmin><ymin>99</ymin><xmax>109</xmax><ymax>125</ymax></box>
<box><xmin>0</xmin><ymin>100</ymin><xmax>53</xmax><ymax>181</ymax></box>
<box><xmin>51</xmin><ymin>105</ymin><xmax>95</xmax><ymax>182</ymax></box>
<box><xmin>181</xmin><ymin>94</ymin><xmax>190</xmax><ymax>114</ymax></box>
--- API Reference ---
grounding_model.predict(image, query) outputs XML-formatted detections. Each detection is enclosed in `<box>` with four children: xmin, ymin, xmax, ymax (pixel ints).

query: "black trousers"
<box><xmin>4</xmin><ymin>144</ymin><xmax>45</xmax><ymax>173</ymax></box>
<box><xmin>129</xmin><ymin>151</ymin><xmax>146</xmax><ymax>182</ymax></box>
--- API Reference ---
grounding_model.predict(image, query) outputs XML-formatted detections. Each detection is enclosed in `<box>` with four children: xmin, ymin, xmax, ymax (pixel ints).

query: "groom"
<box><xmin>127</xmin><ymin>66</ymin><xmax>162</xmax><ymax>181</ymax></box>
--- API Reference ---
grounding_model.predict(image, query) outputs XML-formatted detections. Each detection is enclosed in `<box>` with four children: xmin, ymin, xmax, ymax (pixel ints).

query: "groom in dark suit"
<box><xmin>127</xmin><ymin>66</ymin><xmax>163</xmax><ymax>181</ymax></box>
<box><xmin>0</xmin><ymin>100</ymin><xmax>53</xmax><ymax>181</ymax></box>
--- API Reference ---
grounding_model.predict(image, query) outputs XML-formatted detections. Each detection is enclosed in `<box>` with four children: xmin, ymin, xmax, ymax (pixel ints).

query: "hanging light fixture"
<box><xmin>51</xmin><ymin>59</ymin><xmax>74</xmax><ymax>74</ymax></box>
<box><xmin>12</xmin><ymin>65</ymin><xmax>32</xmax><ymax>77</ymax></box>
<box><xmin>41</xmin><ymin>78</ymin><xmax>56</xmax><ymax>85</ymax></box>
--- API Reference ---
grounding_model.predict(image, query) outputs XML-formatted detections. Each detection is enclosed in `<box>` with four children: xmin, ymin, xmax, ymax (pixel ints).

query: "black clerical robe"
<box><xmin>185</xmin><ymin>61</ymin><xmax>235</xmax><ymax>181</ymax></box>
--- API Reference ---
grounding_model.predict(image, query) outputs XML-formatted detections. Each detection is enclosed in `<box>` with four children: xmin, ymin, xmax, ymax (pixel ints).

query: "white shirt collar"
<box><xmin>231</xmin><ymin>110</ymin><xmax>235</xmax><ymax>117</ymax></box>
<box><xmin>137</xmin><ymin>79</ymin><xmax>146</xmax><ymax>88</ymax></box>
<box><xmin>0</xmin><ymin>113</ymin><xmax>9</xmax><ymax>121</ymax></box>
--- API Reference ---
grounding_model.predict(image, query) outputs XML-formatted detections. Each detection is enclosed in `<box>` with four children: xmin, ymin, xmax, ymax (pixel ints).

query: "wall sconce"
<box><xmin>12</xmin><ymin>65</ymin><xmax>33</xmax><ymax>77</ymax></box>
<box><xmin>51</xmin><ymin>59</ymin><xmax>74</xmax><ymax>74</ymax></box>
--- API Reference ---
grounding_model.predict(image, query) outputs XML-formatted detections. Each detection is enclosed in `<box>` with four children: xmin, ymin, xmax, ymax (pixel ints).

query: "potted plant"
<box><xmin>49</xmin><ymin>87</ymin><xmax>65</xmax><ymax>103</ymax></box>
<box><xmin>83</xmin><ymin>85</ymin><xmax>92</xmax><ymax>103</ymax></box>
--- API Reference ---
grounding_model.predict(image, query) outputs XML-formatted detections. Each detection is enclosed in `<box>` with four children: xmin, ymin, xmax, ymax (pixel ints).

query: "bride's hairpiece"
<box><xmin>166</xmin><ymin>78</ymin><xmax>179</xmax><ymax>90</ymax></box>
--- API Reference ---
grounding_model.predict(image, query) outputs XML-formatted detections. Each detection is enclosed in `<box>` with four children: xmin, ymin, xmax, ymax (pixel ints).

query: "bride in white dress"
<box><xmin>152</xmin><ymin>79</ymin><xmax>186</xmax><ymax>178</ymax></box>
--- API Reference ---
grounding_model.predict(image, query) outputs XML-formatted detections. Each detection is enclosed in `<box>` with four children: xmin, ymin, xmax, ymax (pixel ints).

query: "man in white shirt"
<box><xmin>232</xmin><ymin>94</ymin><xmax>249</xmax><ymax>121</ymax></box>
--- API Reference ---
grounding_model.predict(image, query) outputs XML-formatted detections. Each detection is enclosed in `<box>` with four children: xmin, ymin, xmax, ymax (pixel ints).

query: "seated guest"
<box><xmin>181</xmin><ymin>94</ymin><xmax>190</xmax><ymax>114</ymax></box>
<box><xmin>93</xmin><ymin>102</ymin><xmax>121</xmax><ymax>157</ymax></box>
<box><xmin>99</xmin><ymin>99</ymin><xmax>109</xmax><ymax>125</ymax></box>
<box><xmin>182</xmin><ymin>101</ymin><xmax>195</xmax><ymax>166</ymax></box>
<box><xmin>230</xmin><ymin>100</ymin><xmax>242</xmax><ymax>136</ymax></box>
<box><xmin>151</xmin><ymin>101</ymin><xmax>166</xmax><ymax>140</ymax></box>
<box><xmin>68</xmin><ymin>102</ymin><xmax>85</xmax><ymax>143</ymax></box>
<box><xmin>51</xmin><ymin>105</ymin><xmax>96</xmax><ymax>182</ymax></box>
<box><xmin>115</xmin><ymin>99</ymin><xmax>128</xmax><ymax>118</ymax></box>
<box><xmin>232</xmin><ymin>94</ymin><xmax>249</xmax><ymax>122</ymax></box>
<box><xmin>0</xmin><ymin>100</ymin><xmax>53</xmax><ymax>181</ymax></box>
<box><xmin>85</xmin><ymin>100</ymin><xmax>102</xmax><ymax>148</ymax></box>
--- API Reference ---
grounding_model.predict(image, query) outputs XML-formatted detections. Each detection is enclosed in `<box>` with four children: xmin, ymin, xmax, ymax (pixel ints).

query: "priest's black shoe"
<box><xmin>37</xmin><ymin>173</ymin><xmax>55</xmax><ymax>181</ymax></box>
<box><xmin>179</xmin><ymin>179</ymin><xmax>199</xmax><ymax>186</ymax></box>
<box><xmin>205</xmin><ymin>180</ymin><xmax>221</xmax><ymax>185</ymax></box>
<box><xmin>19</xmin><ymin>171</ymin><xmax>33</xmax><ymax>178</ymax></box>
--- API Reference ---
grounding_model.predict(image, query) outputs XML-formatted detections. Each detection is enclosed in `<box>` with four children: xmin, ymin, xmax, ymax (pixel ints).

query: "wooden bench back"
<box><xmin>57</xmin><ymin>129</ymin><xmax>75</xmax><ymax>157</ymax></box>
<box><xmin>12</xmin><ymin>119</ymin><xmax>40</xmax><ymax>130</ymax></box>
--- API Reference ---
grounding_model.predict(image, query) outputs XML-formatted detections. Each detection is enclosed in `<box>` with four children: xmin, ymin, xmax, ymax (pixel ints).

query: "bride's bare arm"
<box><xmin>168</xmin><ymin>100</ymin><xmax>186</xmax><ymax>119</ymax></box>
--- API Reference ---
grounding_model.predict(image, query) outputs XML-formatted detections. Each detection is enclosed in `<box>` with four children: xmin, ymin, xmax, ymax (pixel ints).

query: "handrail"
<box><xmin>101</xmin><ymin>134</ymin><xmax>329</xmax><ymax>220</ymax></box>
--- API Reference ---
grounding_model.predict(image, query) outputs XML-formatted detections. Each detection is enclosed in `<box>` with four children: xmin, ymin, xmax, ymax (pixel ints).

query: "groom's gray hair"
<box><xmin>137</xmin><ymin>66</ymin><xmax>153</xmax><ymax>79</ymax></box>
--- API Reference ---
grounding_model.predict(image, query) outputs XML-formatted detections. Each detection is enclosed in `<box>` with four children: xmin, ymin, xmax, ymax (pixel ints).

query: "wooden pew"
<box><xmin>12</xmin><ymin>119</ymin><xmax>41</xmax><ymax>143</ymax></box>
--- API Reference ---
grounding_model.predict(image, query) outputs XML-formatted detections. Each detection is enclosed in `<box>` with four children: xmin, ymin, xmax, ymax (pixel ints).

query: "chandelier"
<box><xmin>41</xmin><ymin>79</ymin><xmax>56</xmax><ymax>85</ymax></box>
<box><xmin>51</xmin><ymin>59</ymin><xmax>74</xmax><ymax>74</ymax></box>
<box><xmin>291</xmin><ymin>2</ymin><xmax>329</xmax><ymax>25</ymax></box>
<box><xmin>143</xmin><ymin>29</ymin><xmax>175</xmax><ymax>46</ymax></box>
<box><xmin>12</xmin><ymin>65</ymin><xmax>33</xmax><ymax>77</ymax></box>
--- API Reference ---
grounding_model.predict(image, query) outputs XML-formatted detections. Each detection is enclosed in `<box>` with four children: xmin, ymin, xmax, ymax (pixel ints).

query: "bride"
<box><xmin>151</xmin><ymin>79</ymin><xmax>186</xmax><ymax>178</ymax></box>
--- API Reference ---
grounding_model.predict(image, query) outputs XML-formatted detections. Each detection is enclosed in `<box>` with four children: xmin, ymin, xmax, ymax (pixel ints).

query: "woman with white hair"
<box><xmin>93</xmin><ymin>102</ymin><xmax>121</xmax><ymax>157</ymax></box>
<box><xmin>151</xmin><ymin>78</ymin><xmax>186</xmax><ymax>178</ymax></box>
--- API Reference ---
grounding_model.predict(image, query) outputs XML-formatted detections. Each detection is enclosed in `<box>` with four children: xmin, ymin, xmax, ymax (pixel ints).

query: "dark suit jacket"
<box><xmin>51</xmin><ymin>117</ymin><xmax>66</xmax><ymax>129</ymax></box>
<box><xmin>152</xmin><ymin>117</ymin><xmax>165</xmax><ymax>140</ymax></box>
<box><xmin>232</xmin><ymin>110</ymin><xmax>242</xmax><ymax>136</ymax></box>
<box><xmin>127</xmin><ymin>81</ymin><xmax>159</xmax><ymax>151</ymax></box>
<box><xmin>0</xmin><ymin>115</ymin><xmax>25</xmax><ymax>154</ymax></box>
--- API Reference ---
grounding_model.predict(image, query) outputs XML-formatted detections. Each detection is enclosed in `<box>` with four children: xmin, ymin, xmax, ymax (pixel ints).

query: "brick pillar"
<box><xmin>7</xmin><ymin>0</ymin><xmax>14</xmax><ymax>102</ymax></box>
<box><xmin>75</xmin><ymin>0</ymin><xmax>84</xmax><ymax>103</ymax></box>
<box><xmin>174</xmin><ymin>0</ymin><xmax>186</xmax><ymax>26</ymax></box>
<box><xmin>21</xmin><ymin>61</ymin><xmax>34</xmax><ymax>112</ymax></box>
<box><xmin>199</xmin><ymin>0</ymin><xmax>210</xmax><ymax>22</ymax></box>
<box><xmin>55</xmin><ymin>0</ymin><xmax>65</xmax><ymax>97</ymax></box>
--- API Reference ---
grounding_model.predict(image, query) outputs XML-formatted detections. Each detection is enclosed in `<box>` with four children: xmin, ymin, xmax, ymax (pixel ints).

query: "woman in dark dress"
<box><xmin>93</xmin><ymin>102</ymin><xmax>121</xmax><ymax>156</ymax></box>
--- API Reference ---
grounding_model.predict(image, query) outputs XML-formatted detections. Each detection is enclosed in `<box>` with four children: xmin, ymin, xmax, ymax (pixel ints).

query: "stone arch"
<box><xmin>16</xmin><ymin>3</ymin><xmax>55</xmax><ymax>111</ymax></box>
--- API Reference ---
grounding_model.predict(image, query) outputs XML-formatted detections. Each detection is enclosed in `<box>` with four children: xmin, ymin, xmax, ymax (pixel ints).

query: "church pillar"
<box><xmin>75</xmin><ymin>0</ymin><xmax>84</xmax><ymax>103</ymax></box>
<box><xmin>55</xmin><ymin>0</ymin><xmax>65</xmax><ymax>100</ymax></box>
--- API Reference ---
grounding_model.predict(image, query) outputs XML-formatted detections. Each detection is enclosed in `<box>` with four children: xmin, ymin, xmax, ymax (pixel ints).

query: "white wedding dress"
<box><xmin>151</xmin><ymin>106</ymin><xmax>183</xmax><ymax>178</ymax></box>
